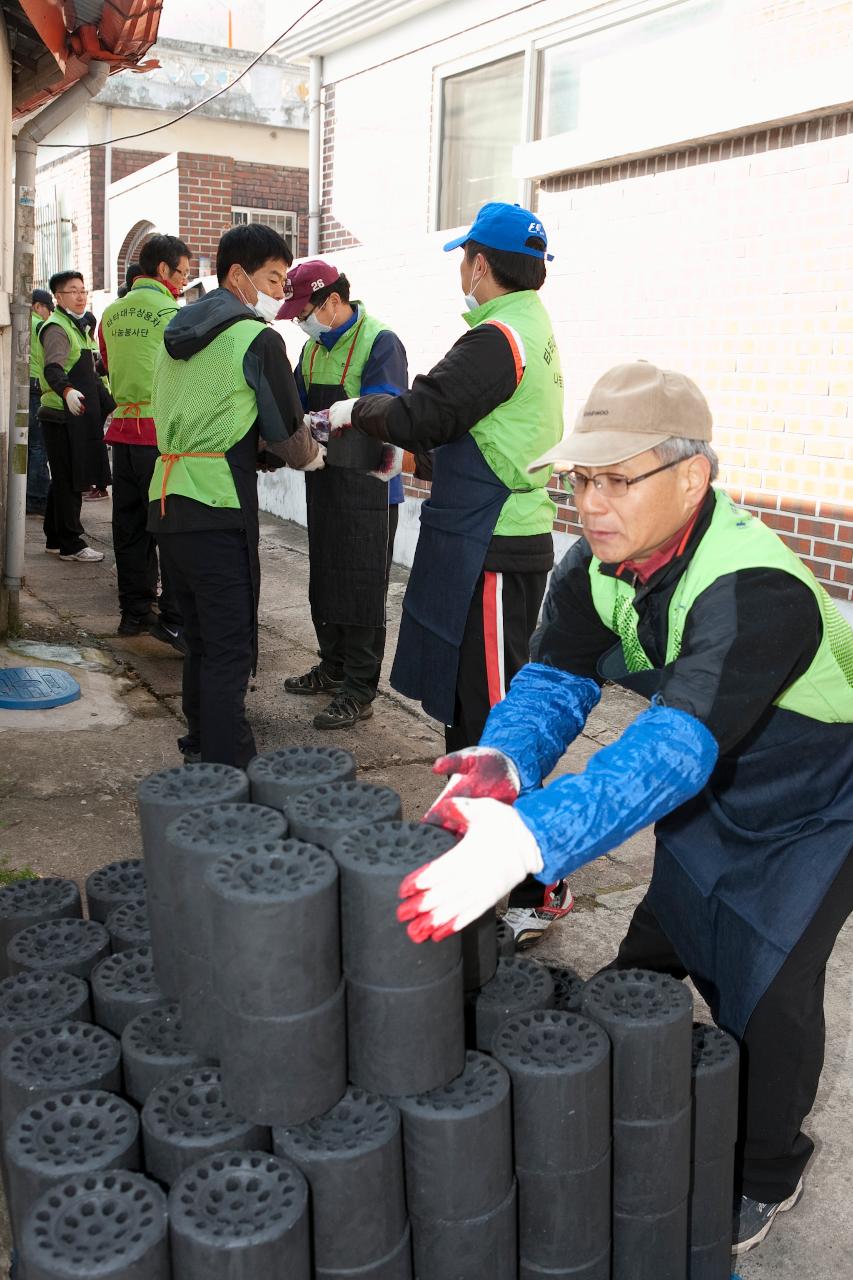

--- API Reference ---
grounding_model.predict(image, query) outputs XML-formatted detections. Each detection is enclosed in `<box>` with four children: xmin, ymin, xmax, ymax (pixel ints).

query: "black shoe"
<box><xmin>118</xmin><ymin>611</ymin><xmax>155</xmax><ymax>636</ymax></box>
<box><xmin>178</xmin><ymin>735</ymin><xmax>201</xmax><ymax>764</ymax></box>
<box><xmin>148</xmin><ymin>617</ymin><xmax>189</xmax><ymax>656</ymax></box>
<box><xmin>285</xmin><ymin>664</ymin><xmax>345</xmax><ymax>695</ymax></box>
<box><xmin>313</xmin><ymin>694</ymin><xmax>374</xmax><ymax>730</ymax></box>
<box><xmin>732</xmin><ymin>1178</ymin><xmax>803</xmax><ymax>1255</ymax></box>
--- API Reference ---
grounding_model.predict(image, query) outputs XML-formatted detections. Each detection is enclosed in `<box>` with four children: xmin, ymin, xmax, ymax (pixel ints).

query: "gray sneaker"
<box><xmin>732</xmin><ymin>1177</ymin><xmax>803</xmax><ymax>1255</ymax></box>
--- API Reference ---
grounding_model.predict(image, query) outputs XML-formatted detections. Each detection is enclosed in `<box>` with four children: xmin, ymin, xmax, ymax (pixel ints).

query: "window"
<box><xmin>437</xmin><ymin>54</ymin><xmax>525</xmax><ymax>231</ymax></box>
<box><xmin>232</xmin><ymin>207</ymin><xmax>298</xmax><ymax>250</ymax></box>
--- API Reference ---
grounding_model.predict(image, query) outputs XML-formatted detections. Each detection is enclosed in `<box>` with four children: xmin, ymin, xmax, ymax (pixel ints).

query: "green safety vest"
<box><xmin>100</xmin><ymin>278</ymin><xmax>179</xmax><ymax>420</ymax></box>
<box><xmin>299</xmin><ymin>303</ymin><xmax>387</xmax><ymax>394</ymax></box>
<box><xmin>30</xmin><ymin>312</ymin><xmax>45</xmax><ymax>382</ymax></box>
<box><xmin>38</xmin><ymin>309</ymin><xmax>97</xmax><ymax>413</ymax></box>
<box><xmin>589</xmin><ymin>488</ymin><xmax>853</xmax><ymax>723</ymax></box>
<box><xmin>464</xmin><ymin>290</ymin><xmax>564</xmax><ymax>538</ymax></box>
<box><xmin>150</xmin><ymin>317</ymin><xmax>263</xmax><ymax>511</ymax></box>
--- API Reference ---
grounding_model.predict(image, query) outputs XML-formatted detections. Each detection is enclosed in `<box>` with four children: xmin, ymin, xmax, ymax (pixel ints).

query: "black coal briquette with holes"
<box><xmin>495</xmin><ymin>917</ymin><xmax>515</xmax><ymax>959</ymax></box>
<box><xmin>20</xmin><ymin>1169</ymin><xmax>169</xmax><ymax>1279</ymax></box>
<box><xmin>5</xmin><ymin>1088</ymin><xmax>140</xmax><ymax>1240</ymax></box>
<box><xmin>208</xmin><ymin>840</ymin><xmax>339</xmax><ymax>1018</ymax></box>
<box><xmin>0</xmin><ymin>971</ymin><xmax>90</xmax><ymax>1056</ymax></box>
<box><xmin>90</xmin><ymin>947</ymin><xmax>165</xmax><ymax>1036</ymax></box>
<box><xmin>546</xmin><ymin>965</ymin><xmax>583</xmax><ymax>1013</ymax></box>
<box><xmin>397</xmin><ymin>1051</ymin><xmax>512</xmax><ymax>1221</ymax></box>
<box><xmin>466</xmin><ymin>957</ymin><xmax>555</xmax><ymax>1053</ymax></box>
<box><xmin>282</xmin><ymin>781</ymin><xmax>402</xmax><ymax>852</ymax></box>
<box><xmin>84</xmin><ymin>859</ymin><xmax>147</xmax><ymax>925</ymax></box>
<box><xmin>105</xmin><ymin>899</ymin><xmax>150</xmax><ymax>954</ymax></box>
<box><xmin>582</xmin><ymin>968</ymin><xmax>693</xmax><ymax>1123</ymax></box>
<box><xmin>275</xmin><ymin>1089</ymin><xmax>405</xmax><ymax>1272</ymax></box>
<box><xmin>0</xmin><ymin>1020</ymin><xmax>121</xmax><ymax>1132</ymax></box>
<box><xmin>461</xmin><ymin>910</ymin><xmax>499</xmax><ymax>993</ymax></box>
<box><xmin>410</xmin><ymin>1176</ymin><xmax>518</xmax><ymax>1280</ymax></box>
<box><xmin>691</xmin><ymin>1023</ymin><xmax>740</xmax><ymax>1170</ymax></box>
<box><xmin>7</xmin><ymin>918</ymin><xmax>110</xmax><ymax>981</ymax></box>
<box><xmin>121</xmin><ymin>1002</ymin><xmax>215</xmax><ymax>1105</ymax></box>
<box><xmin>334</xmin><ymin>822</ymin><xmax>460</xmax><ymax>988</ymax></box>
<box><xmin>169</xmin><ymin>1151</ymin><xmax>310</xmax><ymax>1278</ymax></box>
<box><xmin>141</xmin><ymin>1066</ymin><xmax>270</xmax><ymax>1187</ymax></box>
<box><xmin>0</xmin><ymin>878</ymin><xmax>82</xmax><ymax>980</ymax></box>
<box><xmin>248</xmin><ymin>745</ymin><xmax>356</xmax><ymax>809</ymax></box>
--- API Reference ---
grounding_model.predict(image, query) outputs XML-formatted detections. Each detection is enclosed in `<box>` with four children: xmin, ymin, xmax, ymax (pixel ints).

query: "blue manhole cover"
<box><xmin>0</xmin><ymin>667</ymin><xmax>81</xmax><ymax>710</ymax></box>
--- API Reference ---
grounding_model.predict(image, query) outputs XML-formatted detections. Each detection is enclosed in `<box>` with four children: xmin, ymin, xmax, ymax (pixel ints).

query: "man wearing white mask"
<box><xmin>148</xmin><ymin>223</ymin><xmax>322</xmax><ymax>768</ymax></box>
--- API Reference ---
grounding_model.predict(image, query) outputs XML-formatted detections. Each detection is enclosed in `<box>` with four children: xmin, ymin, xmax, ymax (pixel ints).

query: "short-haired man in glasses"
<box><xmin>399</xmin><ymin>360</ymin><xmax>853</xmax><ymax>1257</ymax></box>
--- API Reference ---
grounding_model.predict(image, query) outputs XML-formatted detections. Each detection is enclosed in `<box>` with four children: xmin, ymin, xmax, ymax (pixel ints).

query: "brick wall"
<box><xmin>177</xmin><ymin>152</ymin><xmax>235</xmax><ymax>273</ymax></box>
<box><xmin>319</xmin><ymin>85</ymin><xmax>361</xmax><ymax>254</ymax></box>
<box><xmin>111</xmin><ymin>148</ymin><xmax>167</xmax><ymax>185</ymax></box>
<box><xmin>36</xmin><ymin>148</ymin><xmax>102</xmax><ymax>291</ymax></box>
<box><xmin>233</xmin><ymin>161</ymin><xmax>309</xmax><ymax>258</ymax></box>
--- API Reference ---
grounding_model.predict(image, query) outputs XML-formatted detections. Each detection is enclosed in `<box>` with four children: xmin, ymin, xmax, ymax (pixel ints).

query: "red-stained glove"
<box><xmin>399</xmin><ymin>797</ymin><xmax>543</xmax><ymax>943</ymax></box>
<box><xmin>423</xmin><ymin>747</ymin><xmax>521</xmax><ymax>831</ymax></box>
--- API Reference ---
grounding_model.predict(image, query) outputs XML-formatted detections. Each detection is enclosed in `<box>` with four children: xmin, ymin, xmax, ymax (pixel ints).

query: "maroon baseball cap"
<box><xmin>276</xmin><ymin>259</ymin><xmax>343</xmax><ymax>319</ymax></box>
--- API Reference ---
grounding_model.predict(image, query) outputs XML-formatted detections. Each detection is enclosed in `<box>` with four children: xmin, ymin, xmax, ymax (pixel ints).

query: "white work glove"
<box><xmin>328</xmin><ymin>398</ymin><xmax>358</xmax><ymax>432</ymax></box>
<box><xmin>424</xmin><ymin>747</ymin><xmax>521</xmax><ymax>830</ymax></box>
<box><xmin>64</xmin><ymin>388</ymin><xmax>86</xmax><ymax>417</ymax></box>
<box><xmin>369</xmin><ymin>445</ymin><xmax>404</xmax><ymax>482</ymax></box>
<box><xmin>398</xmin><ymin>797</ymin><xmax>543</xmax><ymax>943</ymax></box>
<box><xmin>301</xmin><ymin>443</ymin><xmax>326</xmax><ymax>472</ymax></box>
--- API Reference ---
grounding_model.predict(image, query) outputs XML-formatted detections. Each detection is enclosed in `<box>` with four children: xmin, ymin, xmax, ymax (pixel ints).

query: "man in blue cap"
<box><xmin>329</xmin><ymin>201</ymin><xmax>568</xmax><ymax>946</ymax></box>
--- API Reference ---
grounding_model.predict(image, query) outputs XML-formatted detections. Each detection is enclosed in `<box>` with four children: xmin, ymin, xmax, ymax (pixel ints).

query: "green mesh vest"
<box><xmin>463</xmin><ymin>291</ymin><xmax>564</xmax><ymax>538</ymax></box>
<box><xmin>299</xmin><ymin>304</ymin><xmax>387</xmax><ymax>395</ymax></box>
<box><xmin>30</xmin><ymin>312</ymin><xmax>45</xmax><ymax>382</ymax></box>
<box><xmin>38</xmin><ymin>310</ymin><xmax>97</xmax><ymax>413</ymax></box>
<box><xmin>101</xmin><ymin>279</ymin><xmax>178</xmax><ymax>420</ymax></box>
<box><xmin>150</xmin><ymin>318</ymin><xmax>262</xmax><ymax>511</ymax></box>
<box><xmin>589</xmin><ymin>488</ymin><xmax>853</xmax><ymax>723</ymax></box>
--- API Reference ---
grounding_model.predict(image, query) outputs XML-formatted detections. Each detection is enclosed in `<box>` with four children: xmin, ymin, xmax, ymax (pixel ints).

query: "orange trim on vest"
<box><xmin>484</xmin><ymin>320</ymin><xmax>525</xmax><ymax>388</ymax></box>
<box><xmin>159</xmin><ymin>452</ymin><xmax>225</xmax><ymax>515</ymax></box>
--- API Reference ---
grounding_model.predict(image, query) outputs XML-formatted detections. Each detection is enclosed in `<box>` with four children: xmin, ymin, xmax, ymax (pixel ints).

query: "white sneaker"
<box><xmin>45</xmin><ymin>546</ymin><xmax>60</xmax><ymax>555</ymax></box>
<box><xmin>59</xmin><ymin>546</ymin><xmax>104</xmax><ymax>562</ymax></box>
<box><xmin>504</xmin><ymin>881</ymin><xmax>575</xmax><ymax>950</ymax></box>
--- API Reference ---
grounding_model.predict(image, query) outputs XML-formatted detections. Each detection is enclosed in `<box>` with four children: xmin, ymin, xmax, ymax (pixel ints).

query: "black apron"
<box><xmin>390</xmin><ymin>433</ymin><xmax>511</xmax><ymax>725</ymax></box>
<box><xmin>42</xmin><ymin>344</ymin><xmax>114</xmax><ymax>491</ymax></box>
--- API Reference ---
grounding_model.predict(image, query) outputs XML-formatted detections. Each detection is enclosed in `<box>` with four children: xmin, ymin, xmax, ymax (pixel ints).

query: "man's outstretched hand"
<box><xmin>423</xmin><ymin>747</ymin><xmax>521</xmax><ymax>831</ymax></box>
<box><xmin>398</xmin><ymin>797</ymin><xmax>543</xmax><ymax>943</ymax></box>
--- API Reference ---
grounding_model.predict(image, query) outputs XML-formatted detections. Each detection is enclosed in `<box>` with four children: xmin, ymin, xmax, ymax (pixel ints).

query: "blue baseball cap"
<box><xmin>443</xmin><ymin>202</ymin><xmax>554</xmax><ymax>261</ymax></box>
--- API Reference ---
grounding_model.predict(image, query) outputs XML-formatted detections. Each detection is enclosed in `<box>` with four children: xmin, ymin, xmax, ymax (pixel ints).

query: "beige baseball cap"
<box><xmin>530</xmin><ymin>361</ymin><xmax>713</xmax><ymax>470</ymax></box>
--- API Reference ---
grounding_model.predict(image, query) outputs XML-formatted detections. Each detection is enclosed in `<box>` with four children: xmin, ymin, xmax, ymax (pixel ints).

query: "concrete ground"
<box><xmin>0</xmin><ymin>498</ymin><xmax>850</xmax><ymax>1276</ymax></box>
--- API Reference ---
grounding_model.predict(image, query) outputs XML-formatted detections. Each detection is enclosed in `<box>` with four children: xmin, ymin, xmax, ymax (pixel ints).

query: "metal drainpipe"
<box><xmin>308</xmin><ymin>54</ymin><xmax>323</xmax><ymax>256</ymax></box>
<box><xmin>3</xmin><ymin>61</ymin><xmax>109</xmax><ymax>620</ymax></box>
<box><xmin>103</xmin><ymin>105</ymin><xmax>112</xmax><ymax>293</ymax></box>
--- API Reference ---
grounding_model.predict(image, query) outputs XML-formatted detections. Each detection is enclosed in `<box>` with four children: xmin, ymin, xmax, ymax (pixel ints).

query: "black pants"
<box><xmin>157</xmin><ymin>528</ymin><xmax>256</xmax><ymax>769</ymax></box>
<box><xmin>314</xmin><ymin>503</ymin><xmax>399</xmax><ymax>705</ymax></box>
<box><xmin>27</xmin><ymin>382</ymin><xmax>50</xmax><ymax>514</ymax></box>
<box><xmin>613</xmin><ymin>850</ymin><xmax>853</xmax><ymax>1203</ymax></box>
<box><xmin>444</xmin><ymin>567</ymin><xmax>548</xmax><ymax>910</ymax></box>
<box><xmin>41</xmin><ymin>419</ymin><xmax>85</xmax><ymax>555</ymax></box>
<box><xmin>112</xmin><ymin>443</ymin><xmax>180</xmax><ymax>625</ymax></box>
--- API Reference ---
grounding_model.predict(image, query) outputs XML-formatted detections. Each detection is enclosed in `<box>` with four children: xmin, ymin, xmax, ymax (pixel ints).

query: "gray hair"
<box><xmin>654</xmin><ymin>437</ymin><xmax>719</xmax><ymax>482</ymax></box>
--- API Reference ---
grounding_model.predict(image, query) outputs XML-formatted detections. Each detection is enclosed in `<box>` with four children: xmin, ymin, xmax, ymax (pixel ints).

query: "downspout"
<box><xmin>103</xmin><ymin>105</ymin><xmax>112</xmax><ymax>293</ymax></box>
<box><xmin>3</xmin><ymin>61</ymin><xmax>109</xmax><ymax>619</ymax></box>
<box><xmin>308</xmin><ymin>54</ymin><xmax>323</xmax><ymax>256</ymax></box>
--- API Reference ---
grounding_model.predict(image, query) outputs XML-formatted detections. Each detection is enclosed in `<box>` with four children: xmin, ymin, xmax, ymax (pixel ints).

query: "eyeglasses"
<box><xmin>558</xmin><ymin>458</ymin><xmax>682</xmax><ymax>499</ymax></box>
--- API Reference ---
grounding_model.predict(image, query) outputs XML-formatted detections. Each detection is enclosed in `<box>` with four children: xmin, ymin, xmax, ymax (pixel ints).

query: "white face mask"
<box><xmin>463</xmin><ymin>262</ymin><xmax>484</xmax><ymax>312</ymax></box>
<box><xmin>236</xmin><ymin>268</ymin><xmax>281</xmax><ymax>323</ymax></box>
<box><xmin>297</xmin><ymin>312</ymin><xmax>332</xmax><ymax>340</ymax></box>
<box><xmin>66</xmin><ymin>307</ymin><xmax>89</xmax><ymax>321</ymax></box>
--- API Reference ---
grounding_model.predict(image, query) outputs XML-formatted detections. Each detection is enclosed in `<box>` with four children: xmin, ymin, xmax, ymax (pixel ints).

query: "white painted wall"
<box><xmin>107</xmin><ymin>154</ymin><xmax>180</xmax><ymax>294</ymax></box>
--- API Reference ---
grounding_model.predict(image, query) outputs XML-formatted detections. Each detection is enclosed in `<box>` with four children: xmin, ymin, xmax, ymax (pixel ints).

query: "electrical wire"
<box><xmin>39</xmin><ymin>0</ymin><xmax>326</xmax><ymax>148</ymax></box>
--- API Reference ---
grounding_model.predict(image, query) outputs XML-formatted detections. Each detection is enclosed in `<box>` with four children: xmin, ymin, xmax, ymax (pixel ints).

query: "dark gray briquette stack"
<box><xmin>466</xmin><ymin>957</ymin><xmax>555</xmax><ymax>1053</ymax></box>
<box><xmin>141</xmin><ymin>1065</ymin><xmax>270</xmax><ymax>1186</ymax></box>
<box><xmin>688</xmin><ymin>1025</ymin><xmax>740</xmax><ymax>1280</ymax></box>
<box><xmin>275</xmin><ymin>1088</ymin><xmax>409</xmax><ymax>1277</ymax></box>
<box><xmin>0</xmin><ymin>972</ymin><xmax>90</xmax><ymax>1057</ymax></box>
<box><xmin>164</xmin><ymin>802</ymin><xmax>286</xmax><ymax>1055</ymax></box>
<box><xmin>137</xmin><ymin>762</ymin><xmax>249</xmax><ymax>995</ymax></box>
<box><xmin>248</xmin><ymin>745</ymin><xmax>357</xmax><ymax>810</ymax></box>
<box><xmin>0</xmin><ymin>879</ymin><xmax>82</xmax><ymax>980</ymax></box>
<box><xmin>208</xmin><ymin>840</ymin><xmax>346</xmax><ymax>1125</ymax></box>
<box><xmin>20</xmin><ymin>1169</ymin><xmax>168</xmax><ymax>1280</ymax></box>
<box><xmin>583</xmin><ymin>969</ymin><xmax>694</xmax><ymax>1280</ymax></box>
<box><xmin>283</xmin><ymin>780</ymin><xmax>402</xmax><ymax>851</ymax></box>
<box><xmin>121</xmin><ymin>1002</ymin><xmax>215</xmax><ymax>1105</ymax></box>
<box><xmin>7</xmin><ymin>918</ymin><xmax>110</xmax><ymax>980</ymax></box>
<box><xmin>4</xmin><ymin>1089</ymin><xmax>140</xmax><ymax>1241</ymax></box>
<box><xmin>90</xmin><ymin>945</ymin><xmax>166</xmax><ymax>1035</ymax></box>
<box><xmin>547</xmin><ymin>965</ymin><xmax>584</xmax><ymax>1013</ymax></box>
<box><xmin>169</xmin><ymin>1150</ymin><xmax>311</xmax><ymax>1280</ymax></box>
<box><xmin>333</xmin><ymin>822</ymin><xmax>464</xmax><ymax>1096</ymax></box>
<box><xmin>0</xmin><ymin>1020</ymin><xmax>121</xmax><ymax>1131</ymax></box>
<box><xmin>461</xmin><ymin>911</ymin><xmax>498</xmax><ymax>992</ymax></box>
<box><xmin>84</xmin><ymin>858</ymin><xmax>146</xmax><ymax>924</ymax></box>
<box><xmin>495</xmin><ymin>917</ymin><xmax>515</xmax><ymax>959</ymax></box>
<box><xmin>105</xmin><ymin>898</ymin><xmax>151</xmax><ymax>953</ymax></box>
<box><xmin>494</xmin><ymin>1011</ymin><xmax>612</xmax><ymax>1280</ymax></box>
<box><xmin>398</xmin><ymin>1051</ymin><xmax>514</xmax><ymax>1280</ymax></box>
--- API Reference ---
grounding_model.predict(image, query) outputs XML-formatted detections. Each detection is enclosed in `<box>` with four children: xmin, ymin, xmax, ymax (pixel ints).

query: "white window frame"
<box><xmin>232</xmin><ymin>206</ymin><xmax>299</xmax><ymax>246</ymax></box>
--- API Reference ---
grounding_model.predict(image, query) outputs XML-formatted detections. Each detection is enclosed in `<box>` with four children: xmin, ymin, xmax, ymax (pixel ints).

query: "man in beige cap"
<box><xmin>400</xmin><ymin>361</ymin><xmax>853</xmax><ymax>1256</ymax></box>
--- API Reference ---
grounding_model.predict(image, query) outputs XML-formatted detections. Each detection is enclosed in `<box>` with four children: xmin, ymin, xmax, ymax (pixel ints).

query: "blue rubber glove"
<box><xmin>479</xmin><ymin>662</ymin><xmax>601</xmax><ymax>793</ymax></box>
<box><xmin>514</xmin><ymin>703</ymin><xmax>719</xmax><ymax>883</ymax></box>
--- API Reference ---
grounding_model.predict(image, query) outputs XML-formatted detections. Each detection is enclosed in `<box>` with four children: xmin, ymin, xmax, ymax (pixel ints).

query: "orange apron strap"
<box><xmin>159</xmin><ymin>452</ymin><xmax>225</xmax><ymax>516</ymax></box>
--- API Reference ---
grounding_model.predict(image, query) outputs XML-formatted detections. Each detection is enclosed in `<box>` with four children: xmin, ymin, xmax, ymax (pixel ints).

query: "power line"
<box><xmin>39</xmin><ymin>0</ymin><xmax>326</xmax><ymax>148</ymax></box>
